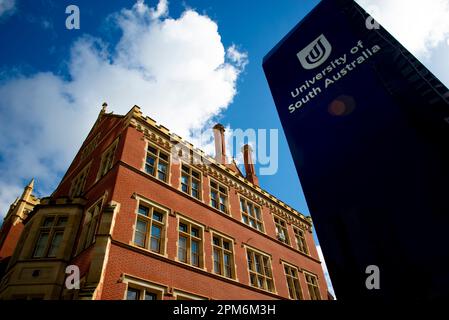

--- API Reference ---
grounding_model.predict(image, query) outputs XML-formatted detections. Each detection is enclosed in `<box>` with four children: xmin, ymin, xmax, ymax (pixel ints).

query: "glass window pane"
<box><xmin>179</xmin><ymin>223</ymin><xmax>187</xmax><ymax>233</ymax></box>
<box><xmin>138</xmin><ymin>205</ymin><xmax>149</xmax><ymax>217</ymax></box>
<box><xmin>145</xmin><ymin>292</ymin><xmax>157</xmax><ymax>300</ymax></box>
<box><xmin>47</xmin><ymin>232</ymin><xmax>64</xmax><ymax>257</ymax></box>
<box><xmin>158</xmin><ymin>171</ymin><xmax>166</xmax><ymax>181</ymax></box>
<box><xmin>240</xmin><ymin>199</ymin><xmax>246</xmax><ymax>212</ymax></box>
<box><xmin>33</xmin><ymin>232</ymin><xmax>49</xmax><ymax>257</ymax></box>
<box><xmin>134</xmin><ymin>231</ymin><xmax>145</xmax><ymax>247</ymax></box>
<box><xmin>43</xmin><ymin>217</ymin><xmax>55</xmax><ymax>228</ymax></box>
<box><xmin>224</xmin><ymin>253</ymin><xmax>232</xmax><ymax>277</ymax></box>
<box><xmin>248</xmin><ymin>203</ymin><xmax>254</xmax><ymax>217</ymax></box>
<box><xmin>151</xmin><ymin>224</ymin><xmax>161</xmax><ymax>237</ymax></box>
<box><xmin>254</xmin><ymin>207</ymin><xmax>261</xmax><ymax>219</ymax></box>
<box><xmin>191</xmin><ymin>240</ymin><xmax>200</xmax><ymax>266</ymax></box>
<box><xmin>136</xmin><ymin>220</ymin><xmax>147</xmax><ymax>232</ymax></box>
<box><xmin>148</xmin><ymin>146</ymin><xmax>157</xmax><ymax>155</ymax></box>
<box><xmin>191</xmin><ymin>227</ymin><xmax>199</xmax><ymax>238</ymax></box>
<box><xmin>145</xmin><ymin>164</ymin><xmax>155</xmax><ymax>175</ymax></box>
<box><xmin>127</xmin><ymin>288</ymin><xmax>140</xmax><ymax>300</ymax></box>
<box><xmin>250</xmin><ymin>274</ymin><xmax>256</xmax><ymax>286</ymax></box>
<box><xmin>158</xmin><ymin>162</ymin><xmax>167</xmax><ymax>173</ymax></box>
<box><xmin>213</xmin><ymin>249</ymin><xmax>220</xmax><ymax>274</ymax></box>
<box><xmin>56</xmin><ymin>217</ymin><xmax>68</xmax><ymax>227</ymax></box>
<box><xmin>159</xmin><ymin>152</ymin><xmax>169</xmax><ymax>161</ymax></box>
<box><xmin>178</xmin><ymin>236</ymin><xmax>187</xmax><ymax>262</ymax></box>
<box><xmin>152</xmin><ymin>211</ymin><xmax>163</xmax><ymax>222</ymax></box>
<box><xmin>249</xmin><ymin>219</ymin><xmax>256</xmax><ymax>228</ymax></box>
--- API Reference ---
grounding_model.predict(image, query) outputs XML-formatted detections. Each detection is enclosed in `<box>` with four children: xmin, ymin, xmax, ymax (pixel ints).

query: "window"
<box><xmin>283</xmin><ymin>263</ymin><xmax>303</xmax><ymax>300</ymax></box>
<box><xmin>212</xmin><ymin>234</ymin><xmax>235</xmax><ymax>279</ymax></box>
<box><xmin>173</xmin><ymin>290</ymin><xmax>207</xmax><ymax>300</ymax></box>
<box><xmin>69</xmin><ymin>164</ymin><xmax>90</xmax><ymax>197</ymax></box>
<box><xmin>145</xmin><ymin>144</ymin><xmax>169</xmax><ymax>182</ymax></box>
<box><xmin>246</xmin><ymin>248</ymin><xmax>274</xmax><ymax>292</ymax></box>
<box><xmin>78</xmin><ymin>200</ymin><xmax>102</xmax><ymax>252</ymax></box>
<box><xmin>304</xmin><ymin>272</ymin><xmax>321</xmax><ymax>300</ymax></box>
<box><xmin>98</xmin><ymin>140</ymin><xmax>118</xmax><ymax>179</ymax></box>
<box><xmin>80</xmin><ymin>133</ymin><xmax>100</xmax><ymax>161</ymax></box>
<box><xmin>181</xmin><ymin>165</ymin><xmax>201</xmax><ymax>200</ymax></box>
<box><xmin>294</xmin><ymin>227</ymin><xmax>309</xmax><ymax>255</ymax></box>
<box><xmin>210</xmin><ymin>180</ymin><xmax>229</xmax><ymax>214</ymax></box>
<box><xmin>126</xmin><ymin>287</ymin><xmax>158</xmax><ymax>300</ymax></box>
<box><xmin>240</xmin><ymin>197</ymin><xmax>264</xmax><ymax>232</ymax></box>
<box><xmin>178</xmin><ymin>220</ymin><xmax>203</xmax><ymax>267</ymax></box>
<box><xmin>274</xmin><ymin>216</ymin><xmax>290</xmax><ymax>244</ymax></box>
<box><xmin>32</xmin><ymin>216</ymin><xmax>67</xmax><ymax>258</ymax></box>
<box><xmin>122</xmin><ymin>276</ymin><xmax>166</xmax><ymax>300</ymax></box>
<box><xmin>134</xmin><ymin>203</ymin><xmax>166</xmax><ymax>254</ymax></box>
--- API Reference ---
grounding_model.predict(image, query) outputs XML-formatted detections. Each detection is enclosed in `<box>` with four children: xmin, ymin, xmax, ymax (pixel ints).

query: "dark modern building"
<box><xmin>263</xmin><ymin>0</ymin><xmax>449</xmax><ymax>301</ymax></box>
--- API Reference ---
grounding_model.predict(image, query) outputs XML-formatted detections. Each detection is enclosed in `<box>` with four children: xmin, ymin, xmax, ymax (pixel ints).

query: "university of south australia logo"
<box><xmin>297</xmin><ymin>34</ymin><xmax>332</xmax><ymax>70</ymax></box>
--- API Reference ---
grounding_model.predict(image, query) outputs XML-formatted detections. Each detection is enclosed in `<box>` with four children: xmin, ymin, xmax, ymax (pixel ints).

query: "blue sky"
<box><xmin>0</xmin><ymin>0</ymin><xmax>321</xmax><ymax>215</ymax></box>
<box><xmin>1</xmin><ymin>0</ymin><xmax>449</xmax><ymax>298</ymax></box>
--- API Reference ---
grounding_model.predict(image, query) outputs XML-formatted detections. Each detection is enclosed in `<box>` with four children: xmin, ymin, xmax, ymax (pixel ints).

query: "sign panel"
<box><xmin>263</xmin><ymin>0</ymin><xmax>449</xmax><ymax>300</ymax></box>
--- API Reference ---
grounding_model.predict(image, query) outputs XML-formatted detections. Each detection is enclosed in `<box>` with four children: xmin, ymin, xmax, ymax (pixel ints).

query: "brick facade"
<box><xmin>0</xmin><ymin>105</ymin><xmax>329</xmax><ymax>300</ymax></box>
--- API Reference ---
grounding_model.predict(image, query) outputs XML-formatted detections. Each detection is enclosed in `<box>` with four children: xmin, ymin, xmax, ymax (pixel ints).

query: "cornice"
<box><xmin>127</xmin><ymin>105</ymin><xmax>313</xmax><ymax>228</ymax></box>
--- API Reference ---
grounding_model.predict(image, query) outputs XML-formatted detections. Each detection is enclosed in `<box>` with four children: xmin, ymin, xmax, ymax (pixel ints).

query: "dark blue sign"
<box><xmin>263</xmin><ymin>0</ymin><xmax>449</xmax><ymax>300</ymax></box>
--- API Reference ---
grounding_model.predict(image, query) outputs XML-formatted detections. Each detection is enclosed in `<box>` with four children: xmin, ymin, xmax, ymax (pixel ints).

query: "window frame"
<box><xmin>211</xmin><ymin>232</ymin><xmax>236</xmax><ymax>279</ymax></box>
<box><xmin>282</xmin><ymin>262</ymin><xmax>303</xmax><ymax>300</ymax></box>
<box><xmin>77</xmin><ymin>198</ymin><xmax>104</xmax><ymax>254</ymax></box>
<box><xmin>180</xmin><ymin>163</ymin><xmax>202</xmax><ymax>200</ymax></box>
<box><xmin>173</xmin><ymin>289</ymin><xmax>208</xmax><ymax>300</ymax></box>
<box><xmin>245</xmin><ymin>246</ymin><xmax>275</xmax><ymax>293</ymax></box>
<box><xmin>69</xmin><ymin>162</ymin><xmax>91</xmax><ymax>198</ymax></box>
<box><xmin>96</xmin><ymin>138</ymin><xmax>119</xmax><ymax>181</ymax></box>
<box><xmin>273</xmin><ymin>215</ymin><xmax>290</xmax><ymax>245</ymax></box>
<box><xmin>132</xmin><ymin>199</ymin><xmax>168</xmax><ymax>255</ymax></box>
<box><xmin>303</xmin><ymin>270</ymin><xmax>321</xmax><ymax>300</ymax></box>
<box><xmin>239</xmin><ymin>196</ymin><xmax>265</xmax><ymax>233</ymax></box>
<box><xmin>293</xmin><ymin>226</ymin><xmax>309</xmax><ymax>255</ymax></box>
<box><xmin>176</xmin><ymin>217</ymin><xmax>204</xmax><ymax>268</ymax></box>
<box><xmin>122</xmin><ymin>275</ymin><xmax>167</xmax><ymax>300</ymax></box>
<box><xmin>209</xmin><ymin>179</ymin><xmax>229</xmax><ymax>215</ymax></box>
<box><xmin>32</xmin><ymin>215</ymin><xmax>68</xmax><ymax>259</ymax></box>
<box><xmin>143</xmin><ymin>142</ymin><xmax>170</xmax><ymax>183</ymax></box>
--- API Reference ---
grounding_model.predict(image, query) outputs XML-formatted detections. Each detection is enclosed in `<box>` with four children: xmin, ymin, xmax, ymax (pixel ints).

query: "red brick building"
<box><xmin>0</xmin><ymin>104</ymin><xmax>328</xmax><ymax>300</ymax></box>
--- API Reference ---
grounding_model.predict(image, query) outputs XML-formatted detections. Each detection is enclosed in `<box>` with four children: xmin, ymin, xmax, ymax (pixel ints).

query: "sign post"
<box><xmin>263</xmin><ymin>0</ymin><xmax>449</xmax><ymax>300</ymax></box>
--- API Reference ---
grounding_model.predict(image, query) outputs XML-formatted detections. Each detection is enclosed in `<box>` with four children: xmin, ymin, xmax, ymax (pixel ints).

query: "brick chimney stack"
<box><xmin>242</xmin><ymin>144</ymin><xmax>259</xmax><ymax>186</ymax></box>
<box><xmin>213</xmin><ymin>124</ymin><xmax>227</xmax><ymax>164</ymax></box>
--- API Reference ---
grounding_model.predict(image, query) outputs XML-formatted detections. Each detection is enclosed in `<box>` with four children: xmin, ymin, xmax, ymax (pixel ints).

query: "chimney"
<box><xmin>242</xmin><ymin>144</ymin><xmax>259</xmax><ymax>186</ymax></box>
<box><xmin>213</xmin><ymin>124</ymin><xmax>227</xmax><ymax>164</ymax></box>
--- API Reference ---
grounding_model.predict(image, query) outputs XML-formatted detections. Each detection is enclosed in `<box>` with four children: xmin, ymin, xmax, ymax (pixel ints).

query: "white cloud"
<box><xmin>316</xmin><ymin>245</ymin><xmax>336</xmax><ymax>299</ymax></box>
<box><xmin>0</xmin><ymin>0</ymin><xmax>248</xmax><ymax>218</ymax></box>
<box><xmin>357</xmin><ymin>0</ymin><xmax>449</xmax><ymax>57</ymax></box>
<box><xmin>0</xmin><ymin>0</ymin><xmax>15</xmax><ymax>19</ymax></box>
<box><xmin>227</xmin><ymin>45</ymin><xmax>249</xmax><ymax>69</ymax></box>
<box><xmin>356</xmin><ymin>0</ymin><xmax>449</xmax><ymax>86</ymax></box>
